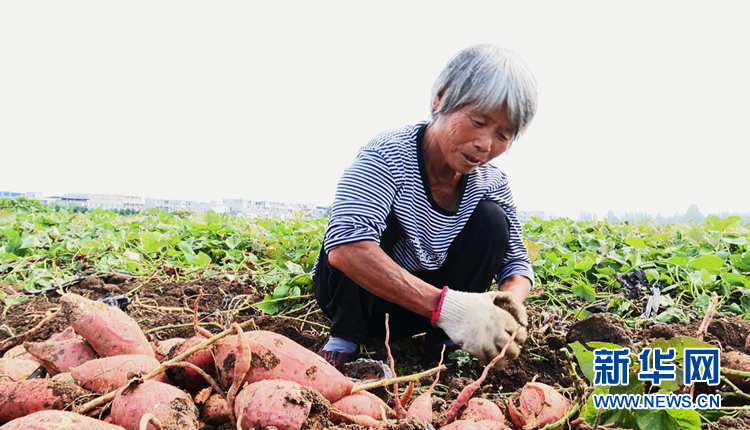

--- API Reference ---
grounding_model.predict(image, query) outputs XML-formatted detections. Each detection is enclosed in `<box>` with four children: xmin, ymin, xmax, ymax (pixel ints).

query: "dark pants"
<box><xmin>314</xmin><ymin>200</ymin><xmax>511</xmax><ymax>344</ymax></box>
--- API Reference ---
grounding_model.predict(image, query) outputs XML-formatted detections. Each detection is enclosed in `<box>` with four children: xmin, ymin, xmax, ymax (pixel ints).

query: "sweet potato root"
<box><xmin>459</xmin><ymin>398</ymin><xmax>504</xmax><ymax>423</ymax></box>
<box><xmin>508</xmin><ymin>382</ymin><xmax>570</xmax><ymax>430</ymax></box>
<box><xmin>0</xmin><ymin>410</ymin><xmax>126</xmax><ymax>429</ymax></box>
<box><xmin>71</xmin><ymin>355</ymin><xmax>167</xmax><ymax>394</ymax></box>
<box><xmin>23</xmin><ymin>338</ymin><xmax>97</xmax><ymax>376</ymax></box>
<box><xmin>214</xmin><ymin>330</ymin><xmax>353</xmax><ymax>402</ymax></box>
<box><xmin>234</xmin><ymin>379</ymin><xmax>331</xmax><ymax>430</ymax></box>
<box><xmin>0</xmin><ymin>380</ymin><xmax>90</xmax><ymax>424</ymax></box>
<box><xmin>330</xmin><ymin>391</ymin><xmax>394</xmax><ymax>422</ymax></box>
<box><xmin>722</xmin><ymin>351</ymin><xmax>750</xmax><ymax>389</ymax></box>
<box><xmin>109</xmin><ymin>379</ymin><xmax>199</xmax><ymax>430</ymax></box>
<box><xmin>60</xmin><ymin>293</ymin><xmax>154</xmax><ymax>358</ymax></box>
<box><xmin>0</xmin><ymin>358</ymin><xmax>41</xmax><ymax>383</ymax></box>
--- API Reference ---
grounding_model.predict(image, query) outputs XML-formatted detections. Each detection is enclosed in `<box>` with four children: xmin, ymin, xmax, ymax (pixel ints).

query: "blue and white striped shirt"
<box><xmin>316</xmin><ymin>122</ymin><xmax>533</xmax><ymax>286</ymax></box>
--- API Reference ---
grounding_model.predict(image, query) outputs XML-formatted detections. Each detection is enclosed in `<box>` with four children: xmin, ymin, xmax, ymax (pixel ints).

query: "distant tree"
<box><xmin>605</xmin><ymin>210</ymin><xmax>619</xmax><ymax>223</ymax></box>
<box><xmin>0</xmin><ymin>196</ymin><xmax>51</xmax><ymax>213</ymax></box>
<box><xmin>685</xmin><ymin>204</ymin><xmax>704</xmax><ymax>224</ymax></box>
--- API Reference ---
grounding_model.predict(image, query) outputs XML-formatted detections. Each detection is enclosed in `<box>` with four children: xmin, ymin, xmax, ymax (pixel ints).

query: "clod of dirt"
<box><xmin>704</xmin><ymin>314</ymin><xmax>750</xmax><ymax>351</ymax></box>
<box><xmin>645</xmin><ymin>323</ymin><xmax>676</xmax><ymax>341</ymax></box>
<box><xmin>566</xmin><ymin>314</ymin><xmax>634</xmax><ymax>349</ymax></box>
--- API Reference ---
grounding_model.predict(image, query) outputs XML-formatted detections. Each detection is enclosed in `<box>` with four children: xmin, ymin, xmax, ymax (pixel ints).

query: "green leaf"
<box><xmin>178</xmin><ymin>242</ymin><xmax>196</xmax><ymax>264</ymax></box>
<box><xmin>572</xmin><ymin>283</ymin><xmax>596</xmax><ymax>301</ymax></box>
<box><xmin>666</xmin><ymin>256</ymin><xmax>690</xmax><ymax>267</ymax></box>
<box><xmin>721</xmin><ymin>273</ymin><xmax>748</xmax><ymax>287</ymax></box>
<box><xmin>626</xmin><ymin>237</ymin><xmax>647</xmax><ymax>249</ymax></box>
<box><xmin>635</xmin><ymin>408</ymin><xmax>701</xmax><ymax>430</ymax></box>
<box><xmin>688</xmin><ymin>254</ymin><xmax>725</xmax><ymax>273</ymax></box>
<box><xmin>2</xmin><ymin>295</ymin><xmax>29</xmax><ymax>307</ymax></box>
<box><xmin>285</xmin><ymin>261</ymin><xmax>303</xmax><ymax>272</ymax></box>
<box><xmin>655</xmin><ymin>307</ymin><xmax>689</xmax><ymax>323</ymax></box>
<box><xmin>141</xmin><ymin>231</ymin><xmax>163</xmax><ymax>253</ymax></box>
<box><xmin>195</xmin><ymin>251</ymin><xmax>211</xmax><ymax>266</ymax></box>
<box><xmin>733</xmin><ymin>253</ymin><xmax>750</xmax><ymax>272</ymax></box>
<box><xmin>724</xmin><ymin>236</ymin><xmax>747</xmax><ymax>245</ymax></box>
<box><xmin>225</xmin><ymin>236</ymin><xmax>241</xmax><ymax>249</ymax></box>
<box><xmin>574</xmin><ymin>258</ymin><xmax>595</xmax><ymax>272</ymax></box>
<box><xmin>20</xmin><ymin>235</ymin><xmax>41</xmax><ymax>249</ymax></box>
<box><xmin>254</xmin><ymin>297</ymin><xmax>283</xmax><ymax>315</ymax></box>
<box><xmin>569</xmin><ymin>342</ymin><xmax>596</xmax><ymax>383</ymax></box>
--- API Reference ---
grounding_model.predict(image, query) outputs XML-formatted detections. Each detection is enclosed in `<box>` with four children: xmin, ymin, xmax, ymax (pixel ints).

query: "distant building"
<box><xmin>0</xmin><ymin>191</ymin><xmax>41</xmax><ymax>198</ymax></box>
<box><xmin>5</xmin><ymin>189</ymin><xmax>328</xmax><ymax>218</ymax></box>
<box><xmin>0</xmin><ymin>191</ymin><xmax>25</xmax><ymax>198</ymax></box>
<box><xmin>223</xmin><ymin>198</ymin><xmax>253</xmax><ymax>214</ymax></box>
<box><xmin>144</xmin><ymin>198</ymin><xmax>189</xmax><ymax>212</ymax></box>
<box><xmin>236</xmin><ymin>200</ymin><xmax>327</xmax><ymax>218</ymax></box>
<box><xmin>53</xmin><ymin>193</ymin><xmax>144</xmax><ymax>210</ymax></box>
<box><xmin>517</xmin><ymin>210</ymin><xmax>549</xmax><ymax>222</ymax></box>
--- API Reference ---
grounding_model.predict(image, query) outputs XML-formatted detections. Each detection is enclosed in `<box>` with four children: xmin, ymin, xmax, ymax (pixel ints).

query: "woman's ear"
<box><xmin>432</xmin><ymin>95</ymin><xmax>442</xmax><ymax>114</ymax></box>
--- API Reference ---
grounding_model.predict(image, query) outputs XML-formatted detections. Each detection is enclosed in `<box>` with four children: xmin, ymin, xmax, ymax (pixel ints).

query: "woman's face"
<box><xmin>432</xmin><ymin>103</ymin><xmax>515</xmax><ymax>175</ymax></box>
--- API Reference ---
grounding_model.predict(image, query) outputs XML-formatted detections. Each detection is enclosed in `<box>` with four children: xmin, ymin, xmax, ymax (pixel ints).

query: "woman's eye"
<box><xmin>472</xmin><ymin>119</ymin><xmax>485</xmax><ymax>127</ymax></box>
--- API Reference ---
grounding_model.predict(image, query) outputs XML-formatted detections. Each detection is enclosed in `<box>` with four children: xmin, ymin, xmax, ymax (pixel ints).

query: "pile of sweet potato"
<box><xmin>0</xmin><ymin>292</ymin><xmax>573</xmax><ymax>430</ymax></box>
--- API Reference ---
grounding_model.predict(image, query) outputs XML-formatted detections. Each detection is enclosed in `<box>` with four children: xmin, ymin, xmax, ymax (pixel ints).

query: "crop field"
<box><xmin>2</xmin><ymin>199</ymin><xmax>750</xmax><ymax>430</ymax></box>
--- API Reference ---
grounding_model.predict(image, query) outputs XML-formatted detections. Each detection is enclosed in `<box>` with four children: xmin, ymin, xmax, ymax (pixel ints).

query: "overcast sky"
<box><xmin>1</xmin><ymin>1</ymin><xmax>748</xmax><ymax>219</ymax></box>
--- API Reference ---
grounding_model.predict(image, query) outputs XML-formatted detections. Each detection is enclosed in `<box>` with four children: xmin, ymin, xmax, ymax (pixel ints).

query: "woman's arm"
<box><xmin>499</xmin><ymin>275</ymin><xmax>531</xmax><ymax>303</ymax></box>
<box><xmin>328</xmin><ymin>241</ymin><xmax>442</xmax><ymax>318</ymax></box>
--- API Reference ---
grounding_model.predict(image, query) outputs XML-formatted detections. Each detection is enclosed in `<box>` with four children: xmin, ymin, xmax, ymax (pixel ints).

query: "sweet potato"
<box><xmin>444</xmin><ymin>328</ymin><xmax>519</xmax><ymax>427</ymax></box>
<box><xmin>0</xmin><ymin>410</ymin><xmax>126</xmax><ymax>429</ymax></box>
<box><xmin>330</xmin><ymin>391</ymin><xmax>395</xmax><ymax>422</ymax></box>
<box><xmin>214</xmin><ymin>330</ymin><xmax>353</xmax><ymax>402</ymax></box>
<box><xmin>164</xmin><ymin>337</ymin><xmax>216</xmax><ymax>391</ymax></box>
<box><xmin>1</xmin><ymin>346</ymin><xmax>35</xmax><ymax>362</ymax></box>
<box><xmin>48</xmin><ymin>327</ymin><xmax>77</xmax><ymax>342</ymax></box>
<box><xmin>151</xmin><ymin>338</ymin><xmax>184</xmax><ymax>362</ymax></box>
<box><xmin>459</xmin><ymin>398</ymin><xmax>504</xmax><ymax>423</ymax></box>
<box><xmin>441</xmin><ymin>419</ymin><xmax>508</xmax><ymax>430</ymax></box>
<box><xmin>200</xmin><ymin>394</ymin><xmax>230</xmax><ymax>427</ymax></box>
<box><xmin>71</xmin><ymin>355</ymin><xmax>167</xmax><ymax>394</ymax></box>
<box><xmin>0</xmin><ymin>358</ymin><xmax>41</xmax><ymax>382</ymax></box>
<box><xmin>508</xmin><ymin>382</ymin><xmax>570</xmax><ymax>430</ymax></box>
<box><xmin>23</xmin><ymin>338</ymin><xmax>97</xmax><ymax>376</ymax></box>
<box><xmin>234</xmin><ymin>379</ymin><xmax>330</xmax><ymax>430</ymax></box>
<box><xmin>60</xmin><ymin>293</ymin><xmax>154</xmax><ymax>358</ymax></box>
<box><xmin>722</xmin><ymin>351</ymin><xmax>750</xmax><ymax>389</ymax></box>
<box><xmin>0</xmin><ymin>380</ymin><xmax>90</xmax><ymax>424</ymax></box>
<box><xmin>109</xmin><ymin>379</ymin><xmax>199</xmax><ymax>430</ymax></box>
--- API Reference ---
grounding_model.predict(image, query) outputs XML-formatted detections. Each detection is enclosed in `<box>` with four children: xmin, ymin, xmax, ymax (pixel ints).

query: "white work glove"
<box><xmin>433</xmin><ymin>287</ymin><xmax>527</xmax><ymax>368</ymax></box>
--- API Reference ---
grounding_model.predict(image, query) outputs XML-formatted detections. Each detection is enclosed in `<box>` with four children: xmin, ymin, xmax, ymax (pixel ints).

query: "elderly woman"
<box><xmin>313</xmin><ymin>44</ymin><xmax>537</xmax><ymax>371</ymax></box>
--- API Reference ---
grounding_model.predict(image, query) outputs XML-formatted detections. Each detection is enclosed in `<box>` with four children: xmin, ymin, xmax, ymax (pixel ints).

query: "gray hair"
<box><xmin>430</xmin><ymin>44</ymin><xmax>538</xmax><ymax>138</ymax></box>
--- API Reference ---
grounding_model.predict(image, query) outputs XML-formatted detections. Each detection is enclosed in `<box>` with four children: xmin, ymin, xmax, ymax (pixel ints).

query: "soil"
<box><xmin>2</xmin><ymin>275</ymin><xmax>750</xmax><ymax>429</ymax></box>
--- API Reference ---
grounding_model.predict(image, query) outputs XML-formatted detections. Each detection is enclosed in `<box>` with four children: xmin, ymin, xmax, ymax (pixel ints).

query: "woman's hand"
<box><xmin>434</xmin><ymin>288</ymin><xmax>527</xmax><ymax>367</ymax></box>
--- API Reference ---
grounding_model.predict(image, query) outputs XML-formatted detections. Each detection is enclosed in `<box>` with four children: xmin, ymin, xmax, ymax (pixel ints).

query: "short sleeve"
<box><xmin>484</xmin><ymin>173</ymin><xmax>535</xmax><ymax>287</ymax></box>
<box><xmin>324</xmin><ymin>149</ymin><xmax>398</xmax><ymax>253</ymax></box>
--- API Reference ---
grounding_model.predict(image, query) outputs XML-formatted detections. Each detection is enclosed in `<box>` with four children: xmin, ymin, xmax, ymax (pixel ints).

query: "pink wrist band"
<box><xmin>430</xmin><ymin>286</ymin><xmax>450</xmax><ymax>327</ymax></box>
